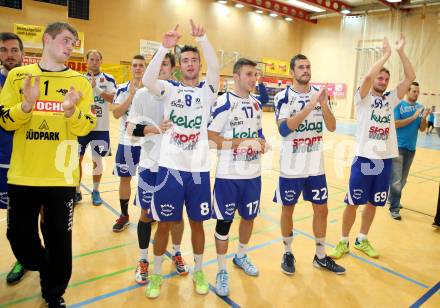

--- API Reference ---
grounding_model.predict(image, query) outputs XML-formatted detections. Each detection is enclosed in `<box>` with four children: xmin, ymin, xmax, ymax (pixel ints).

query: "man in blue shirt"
<box><xmin>427</xmin><ymin>106</ymin><xmax>435</xmax><ymax>134</ymax></box>
<box><xmin>0</xmin><ymin>32</ymin><xmax>27</xmax><ymax>284</ymax></box>
<box><xmin>389</xmin><ymin>82</ymin><xmax>430</xmax><ymax>219</ymax></box>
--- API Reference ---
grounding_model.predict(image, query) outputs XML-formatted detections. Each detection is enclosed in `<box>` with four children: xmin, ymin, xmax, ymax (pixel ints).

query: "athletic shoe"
<box><xmin>73</xmin><ymin>192</ymin><xmax>82</xmax><ymax>204</ymax></box>
<box><xmin>193</xmin><ymin>270</ymin><xmax>209</xmax><ymax>295</ymax></box>
<box><xmin>46</xmin><ymin>297</ymin><xmax>66</xmax><ymax>308</ymax></box>
<box><xmin>390</xmin><ymin>211</ymin><xmax>402</xmax><ymax>220</ymax></box>
<box><xmin>172</xmin><ymin>252</ymin><xmax>189</xmax><ymax>276</ymax></box>
<box><xmin>329</xmin><ymin>241</ymin><xmax>350</xmax><ymax>259</ymax></box>
<box><xmin>215</xmin><ymin>270</ymin><xmax>229</xmax><ymax>296</ymax></box>
<box><xmin>233</xmin><ymin>254</ymin><xmax>258</xmax><ymax>276</ymax></box>
<box><xmin>354</xmin><ymin>238</ymin><xmax>379</xmax><ymax>258</ymax></box>
<box><xmin>432</xmin><ymin>221</ymin><xmax>440</xmax><ymax>229</ymax></box>
<box><xmin>145</xmin><ymin>274</ymin><xmax>162</xmax><ymax>298</ymax></box>
<box><xmin>313</xmin><ymin>255</ymin><xmax>346</xmax><ymax>274</ymax></box>
<box><xmin>6</xmin><ymin>261</ymin><xmax>27</xmax><ymax>285</ymax></box>
<box><xmin>91</xmin><ymin>190</ymin><xmax>102</xmax><ymax>206</ymax></box>
<box><xmin>281</xmin><ymin>252</ymin><xmax>295</xmax><ymax>275</ymax></box>
<box><xmin>113</xmin><ymin>215</ymin><xmax>129</xmax><ymax>232</ymax></box>
<box><xmin>135</xmin><ymin>259</ymin><xmax>149</xmax><ymax>285</ymax></box>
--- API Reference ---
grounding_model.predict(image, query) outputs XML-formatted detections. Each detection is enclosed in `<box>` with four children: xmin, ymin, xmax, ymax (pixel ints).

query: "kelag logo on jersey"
<box><xmin>370</xmin><ymin>110</ymin><xmax>390</xmax><ymax>124</ymax></box>
<box><xmin>169</xmin><ymin>110</ymin><xmax>202</xmax><ymax>129</ymax></box>
<box><xmin>295</xmin><ymin>120</ymin><xmax>323</xmax><ymax>133</ymax></box>
<box><xmin>232</xmin><ymin>128</ymin><xmax>258</xmax><ymax>138</ymax></box>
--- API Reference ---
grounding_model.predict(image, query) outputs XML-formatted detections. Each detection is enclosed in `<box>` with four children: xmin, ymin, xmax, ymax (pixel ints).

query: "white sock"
<box><xmin>76</xmin><ymin>186</ymin><xmax>81</xmax><ymax>193</ymax></box>
<box><xmin>153</xmin><ymin>255</ymin><xmax>163</xmax><ymax>275</ymax></box>
<box><xmin>357</xmin><ymin>233</ymin><xmax>367</xmax><ymax>242</ymax></box>
<box><xmin>315</xmin><ymin>237</ymin><xmax>326</xmax><ymax>259</ymax></box>
<box><xmin>93</xmin><ymin>182</ymin><xmax>99</xmax><ymax>191</ymax></box>
<box><xmin>194</xmin><ymin>254</ymin><xmax>203</xmax><ymax>272</ymax></box>
<box><xmin>236</xmin><ymin>243</ymin><xmax>247</xmax><ymax>258</ymax></box>
<box><xmin>341</xmin><ymin>236</ymin><xmax>349</xmax><ymax>243</ymax></box>
<box><xmin>171</xmin><ymin>244</ymin><xmax>181</xmax><ymax>256</ymax></box>
<box><xmin>283</xmin><ymin>233</ymin><xmax>294</xmax><ymax>253</ymax></box>
<box><xmin>140</xmin><ymin>249</ymin><xmax>148</xmax><ymax>261</ymax></box>
<box><xmin>217</xmin><ymin>254</ymin><xmax>227</xmax><ymax>271</ymax></box>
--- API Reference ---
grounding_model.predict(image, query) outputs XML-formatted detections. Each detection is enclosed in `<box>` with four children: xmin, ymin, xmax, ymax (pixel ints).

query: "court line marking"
<box><xmin>79</xmin><ymin>183</ymin><xmax>241</xmax><ymax>307</ymax></box>
<box><xmin>410</xmin><ymin>281</ymin><xmax>440</xmax><ymax>308</ymax></box>
<box><xmin>259</xmin><ymin>212</ymin><xmax>431</xmax><ymax>289</ymax></box>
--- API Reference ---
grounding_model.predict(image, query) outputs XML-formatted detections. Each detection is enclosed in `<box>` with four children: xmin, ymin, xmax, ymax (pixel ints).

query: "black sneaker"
<box><xmin>46</xmin><ymin>297</ymin><xmax>66</xmax><ymax>308</ymax></box>
<box><xmin>432</xmin><ymin>221</ymin><xmax>440</xmax><ymax>229</ymax></box>
<box><xmin>6</xmin><ymin>261</ymin><xmax>27</xmax><ymax>285</ymax></box>
<box><xmin>281</xmin><ymin>252</ymin><xmax>295</xmax><ymax>275</ymax></box>
<box><xmin>112</xmin><ymin>215</ymin><xmax>129</xmax><ymax>232</ymax></box>
<box><xmin>74</xmin><ymin>192</ymin><xmax>82</xmax><ymax>204</ymax></box>
<box><xmin>313</xmin><ymin>255</ymin><xmax>346</xmax><ymax>275</ymax></box>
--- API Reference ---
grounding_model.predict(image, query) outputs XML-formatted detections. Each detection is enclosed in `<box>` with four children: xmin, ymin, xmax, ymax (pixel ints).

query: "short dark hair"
<box><xmin>411</xmin><ymin>81</ymin><xmax>419</xmax><ymax>87</ymax></box>
<box><xmin>233</xmin><ymin>58</ymin><xmax>257</xmax><ymax>75</ymax></box>
<box><xmin>164</xmin><ymin>52</ymin><xmax>176</xmax><ymax>68</ymax></box>
<box><xmin>86</xmin><ymin>49</ymin><xmax>103</xmax><ymax>60</ymax></box>
<box><xmin>43</xmin><ymin>22</ymin><xmax>78</xmax><ymax>46</ymax></box>
<box><xmin>0</xmin><ymin>32</ymin><xmax>23</xmax><ymax>51</ymax></box>
<box><xmin>379</xmin><ymin>67</ymin><xmax>390</xmax><ymax>76</ymax></box>
<box><xmin>290</xmin><ymin>54</ymin><xmax>308</xmax><ymax>70</ymax></box>
<box><xmin>133</xmin><ymin>54</ymin><xmax>145</xmax><ymax>61</ymax></box>
<box><xmin>179</xmin><ymin>45</ymin><xmax>199</xmax><ymax>63</ymax></box>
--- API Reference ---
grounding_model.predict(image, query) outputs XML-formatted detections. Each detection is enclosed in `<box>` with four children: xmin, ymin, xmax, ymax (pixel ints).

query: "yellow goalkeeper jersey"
<box><xmin>0</xmin><ymin>63</ymin><xmax>96</xmax><ymax>187</ymax></box>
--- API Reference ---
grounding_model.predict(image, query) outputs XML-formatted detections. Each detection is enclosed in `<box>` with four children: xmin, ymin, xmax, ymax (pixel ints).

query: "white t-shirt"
<box><xmin>85</xmin><ymin>72</ymin><xmax>117</xmax><ymax>131</ymax></box>
<box><xmin>126</xmin><ymin>87</ymin><xmax>164</xmax><ymax>171</ymax></box>
<box><xmin>113</xmin><ymin>81</ymin><xmax>142</xmax><ymax>146</ymax></box>
<box><xmin>208</xmin><ymin>92</ymin><xmax>263</xmax><ymax>179</ymax></box>
<box><xmin>433</xmin><ymin>112</ymin><xmax>440</xmax><ymax>128</ymax></box>
<box><xmin>275</xmin><ymin>85</ymin><xmax>327</xmax><ymax>178</ymax></box>
<box><xmin>354</xmin><ymin>89</ymin><xmax>399</xmax><ymax>159</ymax></box>
<box><xmin>157</xmin><ymin>79</ymin><xmax>218</xmax><ymax>172</ymax></box>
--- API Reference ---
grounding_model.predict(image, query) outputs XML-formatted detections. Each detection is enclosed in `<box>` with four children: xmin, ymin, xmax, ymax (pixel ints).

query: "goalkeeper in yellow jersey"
<box><xmin>0</xmin><ymin>22</ymin><xmax>96</xmax><ymax>307</ymax></box>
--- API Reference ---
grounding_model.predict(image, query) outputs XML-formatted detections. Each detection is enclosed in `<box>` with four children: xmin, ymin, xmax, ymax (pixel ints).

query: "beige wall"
<box><xmin>300</xmin><ymin>7</ymin><xmax>440</xmax><ymax>118</ymax></box>
<box><xmin>0</xmin><ymin>0</ymin><xmax>302</xmax><ymax>75</ymax></box>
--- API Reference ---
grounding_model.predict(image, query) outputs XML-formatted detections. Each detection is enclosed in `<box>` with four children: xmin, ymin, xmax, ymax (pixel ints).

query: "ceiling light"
<box><xmin>341</xmin><ymin>9</ymin><xmax>351</xmax><ymax>14</ymax></box>
<box><xmin>217</xmin><ymin>0</ymin><xmax>227</xmax><ymax>4</ymax></box>
<box><xmin>284</xmin><ymin>17</ymin><xmax>293</xmax><ymax>21</ymax></box>
<box><xmin>269</xmin><ymin>13</ymin><xmax>278</xmax><ymax>17</ymax></box>
<box><xmin>235</xmin><ymin>3</ymin><xmax>244</xmax><ymax>8</ymax></box>
<box><xmin>285</xmin><ymin>0</ymin><xmax>325</xmax><ymax>13</ymax></box>
<box><xmin>386</xmin><ymin>0</ymin><xmax>402</xmax><ymax>2</ymax></box>
<box><xmin>255</xmin><ymin>9</ymin><xmax>263</xmax><ymax>14</ymax></box>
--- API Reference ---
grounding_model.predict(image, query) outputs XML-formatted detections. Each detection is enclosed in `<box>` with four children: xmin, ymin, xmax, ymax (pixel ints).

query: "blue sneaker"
<box><xmin>232</xmin><ymin>255</ymin><xmax>258</xmax><ymax>276</ymax></box>
<box><xmin>215</xmin><ymin>270</ymin><xmax>229</xmax><ymax>296</ymax></box>
<box><xmin>91</xmin><ymin>190</ymin><xmax>102</xmax><ymax>206</ymax></box>
<box><xmin>281</xmin><ymin>252</ymin><xmax>295</xmax><ymax>275</ymax></box>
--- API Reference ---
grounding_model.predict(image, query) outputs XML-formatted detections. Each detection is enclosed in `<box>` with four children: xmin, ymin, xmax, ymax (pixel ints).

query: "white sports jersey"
<box><xmin>209</xmin><ymin>92</ymin><xmax>263</xmax><ymax>179</ymax></box>
<box><xmin>275</xmin><ymin>85</ymin><xmax>327</xmax><ymax>178</ymax></box>
<box><xmin>127</xmin><ymin>87</ymin><xmax>164</xmax><ymax>171</ymax></box>
<box><xmin>114</xmin><ymin>81</ymin><xmax>141</xmax><ymax>146</ymax></box>
<box><xmin>157</xmin><ymin>79</ymin><xmax>217</xmax><ymax>172</ymax></box>
<box><xmin>85</xmin><ymin>72</ymin><xmax>117</xmax><ymax>131</ymax></box>
<box><xmin>433</xmin><ymin>112</ymin><xmax>440</xmax><ymax>128</ymax></box>
<box><xmin>354</xmin><ymin>89</ymin><xmax>399</xmax><ymax>159</ymax></box>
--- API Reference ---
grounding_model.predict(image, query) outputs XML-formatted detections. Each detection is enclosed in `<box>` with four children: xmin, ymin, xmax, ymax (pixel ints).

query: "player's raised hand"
<box><xmin>90</xmin><ymin>71</ymin><xmax>96</xmax><ymax>88</ymax></box>
<box><xmin>383</xmin><ymin>37</ymin><xmax>392</xmax><ymax>56</ymax></box>
<box><xmin>310</xmin><ymin>87</ymin><xmax>326</xmax><ymax>108</ymax></box>
<box><xmin>163</xmin><ymin>24</ymin><xmax>181</xmax><ymax>48</ymax></box>
<box><xmin>63</xmin><ymin>86</ymin><xmax>82</xmax><ymax>117</ymax></box>
<box><xmin>396</xmin><ymin>33</ymin><xmax>405</xmax><ymax>52</ymax></box>
<box><xmin>22</xmin><ymin>75</ymin><xmax>40</xmax><ymax>113</ymax></box>
<box><xmin>190</xmin><ymin>19</ymin><xmax>205</xmax><ymax>37</ymax></box>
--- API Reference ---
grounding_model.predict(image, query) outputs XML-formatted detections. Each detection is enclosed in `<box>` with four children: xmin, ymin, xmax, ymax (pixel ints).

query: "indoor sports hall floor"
<box><xmin>1</xmin><ymin>112</ymin><xmax>439</xmax><ymax>307</ymax></box>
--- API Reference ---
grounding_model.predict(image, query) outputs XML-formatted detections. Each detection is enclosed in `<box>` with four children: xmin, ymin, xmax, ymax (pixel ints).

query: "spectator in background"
<box><xmin>388</xmin><ymin>82</ymin><xmax>430</xmax><ymax>220</ymax></box>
